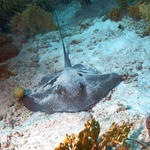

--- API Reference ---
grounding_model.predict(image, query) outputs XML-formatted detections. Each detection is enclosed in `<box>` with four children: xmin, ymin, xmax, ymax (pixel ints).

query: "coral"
<box><xmin>10</xmin><ymin>5</ymin><xmax>57</xmax><ymax>38</ymax></box>
<box><xmin>128</xmin><ymin>4</ymin><xmax>141</xmax><ymax>20</ymax></box>
<box><xmin>108</xmin><ymin>8</ymin><xmax>123</xmax><ymax>21</ymax></box>
<box><xmin>0</xmin><ymin>0</ymin><xmax>30</xmax><ymax>30</ymax></box>
<box><xmin>108</xmin><ymin>0</ymin><xmax>129</xmax><ymax>21</ymax></box>
<box><xmin>13</xmin><ymin>87</ymin><xmax>25</xmax><ymax>100</ymax></box>
<box><xmin>147</xmin><ymin>24</ymin><xmax>150</xmax><ymax>34</ymax></box>
<box><xmin>146</xmin><ymin>116</ymin><xmax>150</xmax><ymax>138</ymax></box>
<box><xmin>117</xmin><ymin>0</ymin><xmax>129</xmax><ymax>10</ymax></box>
<box><xmin>55</xmin><ymin>119</ymin><xmax>150</xmax><ymax>150</ymax></box>
<box><xmin>54</xmin><ymin>119</ymin><xmax>100</xmax><ymax>150</ymax></box>
<box><xmin>108</xmin><ymin>0</ymin><xmax>150</xmax><ymax>23</ymax></box>
<box><xmin>0</xmin><ymin>34</ymin><xmax>20</xmax><ymax>62</ymax></box>
<box><xmin>100</xmin><ymin>122</ymin><xmax>132</xmax><ymax>149</ymax></box>
<box><xmin>139</xmin><ymin>0</ymin><xmax>150</xmax><ymax>4</ymax></box>
<box><xmin>136</xmin><ymin>1</ymin><xmax>150</xmax><ymax>34</ymax></box>
<box><xmin>138</xmin><ymin>1</ymin><xmax>150</xmax><ymax>22</ymax></box>
<box><xmin>0</xmin><ymin>64</ymin><xmax>17</xmax><ymax>80</ymax></box>
<box><xmin>54</xmin><ymin>119</ymin><xmax>133</xmax><ymax>150</ymax></box>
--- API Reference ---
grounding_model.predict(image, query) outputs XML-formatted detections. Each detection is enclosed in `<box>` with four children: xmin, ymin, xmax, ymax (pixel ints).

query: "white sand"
<box><xmin>0</xmin><ymin>2</ymin><xmax>150</xmax><ymax>149</ymax></box>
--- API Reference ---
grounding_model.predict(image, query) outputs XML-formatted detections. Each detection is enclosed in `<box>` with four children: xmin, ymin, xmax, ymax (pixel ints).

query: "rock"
<box><xmin>0</xmin><ymin>64</ymin><xmax>17</xmax><ymax>80</ymax></box>
<box><xmin>0</xmin><ymin>34</ymin><xmax>20</xmax><ymax>62</ymax></box>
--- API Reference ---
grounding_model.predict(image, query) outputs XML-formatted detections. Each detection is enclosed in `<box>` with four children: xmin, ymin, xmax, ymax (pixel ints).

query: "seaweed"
<box><xmin>54</xmin><ymin>119</ymin><xmax>100</xmax><ymax>150</ymax></box>
<box><xmin>54</xmin><ymin>119</ymin><xmax>150</xmax><ymax>150</ymax></box>
<box><xmin>100</xmin><ymin>122</ymin><xmax>132</xmax><ymax>149</ymax></box>
<box><xmin>0</xmin><ymin>0</ymin><xmax>30</xmax><ymax>31</ymax></box>
<box><xmin>10</xmin><ymin>5</ymin><xmax>57</xmax><ymax>38</ymax></box>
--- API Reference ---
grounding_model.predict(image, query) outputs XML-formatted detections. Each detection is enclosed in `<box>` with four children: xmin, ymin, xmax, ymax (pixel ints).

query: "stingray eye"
<box><xmin>56</xmin><ymin>85</ymin><xmax>66</xmax><ymax>96</ymax></box>
<box><xmin>77</xmin><ymin>73</ymin><xmax>83</xmax><ymax>76</ymax></box>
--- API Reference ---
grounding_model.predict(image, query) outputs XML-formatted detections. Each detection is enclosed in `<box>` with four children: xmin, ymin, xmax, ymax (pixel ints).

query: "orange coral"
<box><xmin>54</xmin><ymin>119</ymin><xmax>150</xmax><ymax>150</ymax></box>
<box><xmin>10</xmin><ymin>5</ymin><xmax>57</xmax><ymax>38</ymax></box>
<box><xmin>100</xmin><ymin>122</ymin><xmax>133</xmax><ymax>149</ymax></box>
<box><xmin>54</xmin><ymin>119</ymin><xmax>100</xmax><ymax>150</ymax></box>
<box><xmin>54</xmin><ymin>119</ymin><xmax>133</xmax><ymax>150</ymax></box>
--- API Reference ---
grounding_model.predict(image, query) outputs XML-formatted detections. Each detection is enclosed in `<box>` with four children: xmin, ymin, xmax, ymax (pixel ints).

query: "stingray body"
<box><xmin>22</xmin><ymin>67</ymin><xmax>122</xmax><ymax>113</ymax></box>
<box><xmin>22</xmin><ymin>14</ymin><xmax>122</xmax><ymax>113</ymax></box>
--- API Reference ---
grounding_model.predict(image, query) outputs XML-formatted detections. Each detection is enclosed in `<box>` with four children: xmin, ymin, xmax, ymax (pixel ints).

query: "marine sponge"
<box><xmin>10</xmin><ymin>5</ymin><xmax>57</xmax><ymax>38</ymax></box>
<box><xmin>13</xmin><ymin>87</ymin><xmax>25</xmax><ymax>100</ymax></box>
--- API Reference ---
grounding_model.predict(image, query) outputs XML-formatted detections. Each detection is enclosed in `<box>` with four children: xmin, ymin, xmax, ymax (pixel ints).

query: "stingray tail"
<box><xmin>54</xmin><ymin>11</ymin><xmax>71</xmax><ymax>68</ymax></box>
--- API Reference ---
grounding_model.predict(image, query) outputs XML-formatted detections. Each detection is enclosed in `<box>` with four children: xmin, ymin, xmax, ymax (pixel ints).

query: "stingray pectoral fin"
<box><xmin>86</xmin><ymin>73</ymin><xmax>122</xmax><ymax>86</ymax></box>
<box><xmin>102</xmin><ymin>73</ymin><xmax>123</xmax><ymax>90</ymax></box>
<box><xmin>22</xmin><ymin>96</ymin><xmax>44</xmax><ymax>112</ymax></box>
<box><xmin>86</xmin><ymin>73</ymin><xmax>122</xmax><ymax>97</ymax></box>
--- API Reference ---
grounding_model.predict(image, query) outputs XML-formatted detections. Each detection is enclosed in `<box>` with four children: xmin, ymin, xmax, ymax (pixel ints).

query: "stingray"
<box><xmin>22</xmin><ymin>13</ymin><xmax>122</xmax><ymax>113</ymax></box>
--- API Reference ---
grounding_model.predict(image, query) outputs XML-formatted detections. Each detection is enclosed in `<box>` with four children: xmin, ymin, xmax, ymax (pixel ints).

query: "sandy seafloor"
<box><xmin>0</xmin><ymin>2</ymin><xmax>150</xmax><ymax>150</ymax></box>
